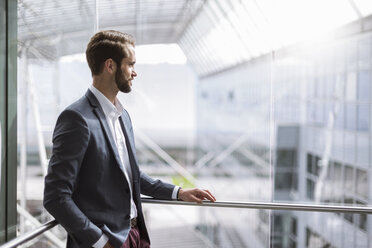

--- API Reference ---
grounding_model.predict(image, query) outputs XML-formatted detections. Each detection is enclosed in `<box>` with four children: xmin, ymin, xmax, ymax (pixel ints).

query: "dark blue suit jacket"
<box><xmin>43</xmin><ymin>90</ymin><xmax>175</xmax><ymax>248</ymax></box>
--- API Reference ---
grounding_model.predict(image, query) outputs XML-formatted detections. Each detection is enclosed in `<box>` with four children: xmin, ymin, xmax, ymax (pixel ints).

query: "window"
<box><xmin>358</xmin><ymin>37</ymin><xmax>371</xmax><ymax>69</ymax></box>
<box><xmin>357</xmin><ymin>104</ymin><xmax>369</xmax><ymax>132</ymax></box>
<box><xmin>307</xmin><ymin>179</ymin><xmax>315</xmax><ymax>200</ymax></box>
<box><xmin>343</xmin><ymin>165</ymin><xmax>354</xmax><ymax>195</ymax></box>
<box><xmin>277</xmin><ymin>150</ymin><xmax>296</xmax><ymax>168</ymax></box>
<box><xmin>357</xmin><ymin>71</ymin><xmax>370</xmax><ymax>101</ymax></box>
<box><xmin>356</xmin><ymin>169</ymin><xmax>368</xmax><ymax>199</ymax></box>
<box><xmin>275</xmin><ymin>173</ymin><xmax>294</xmax><ymax>190</ymax></box>
<box><xmin>346</xmin><ymin>72</ymin><xmax>357</xmax><ymax>101</ymax></box>
<box><xmin>345</xmin><ymin>103</ymin><xmax>357</xmax><ymax>131</ymax></box>
<box><xmin>333</xmin><ymin>162</ymin><xmax>343</xmax><ymax>200</ymax></box>
<box><xmin>333</xmin><ymin>103</ymin><xmax>344</xmax><ymax>131</ymax></box>
<box><xmin>357</xmin><ymin>135</ymin><xmax>369</xmax><ymax>164</ymax></box>
<box><xmin>306</xmin><ymin>227</ymin><xmax>334</xmax><ymax>248</ymax></box>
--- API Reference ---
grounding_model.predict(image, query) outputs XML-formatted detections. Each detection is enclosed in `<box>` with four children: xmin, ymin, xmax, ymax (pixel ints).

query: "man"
<box><xmin>43</xmin><ymin>30</ymin><xmax>216</xmax><ymax>248</ymax></box>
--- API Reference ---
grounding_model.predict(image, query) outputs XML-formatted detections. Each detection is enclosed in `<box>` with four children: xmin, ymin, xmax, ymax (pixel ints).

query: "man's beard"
<box><xmin>115</xmin><ymin>66</ymin><xmax>132</xmax><ymax>93</ymax></box>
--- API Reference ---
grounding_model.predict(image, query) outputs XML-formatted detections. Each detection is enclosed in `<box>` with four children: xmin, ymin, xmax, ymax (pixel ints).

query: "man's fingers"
<box><xmin>199</xmin><ymin>189</ymin><xmax>216</xmax><ymax>202</ymax></box>
<box><xmin>180</xmin><ymin>188</ymin><xmax>216</xmax><ymax>203</ymax></box>
<box><xmin>203</xmin><ymin>189</ymin><xmax>216</xmax><ymax>201</ymax></box>
<box><xmin>190</xmin><ymin>194</ymin><xmax>203</xmax><ymax>204</ymax></box>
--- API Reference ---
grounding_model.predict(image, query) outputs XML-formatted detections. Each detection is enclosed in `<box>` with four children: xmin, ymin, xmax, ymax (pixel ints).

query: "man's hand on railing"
<box><xmin>178</xmin><ymin>188</ymin><xmax>216</xmax><ymax>204</ymax></box>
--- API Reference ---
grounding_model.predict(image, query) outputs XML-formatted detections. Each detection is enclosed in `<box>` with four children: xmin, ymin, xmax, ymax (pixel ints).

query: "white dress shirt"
<box><xmin>89</xmin><ymin>86</ymin><xmax>179</xmax><ymax>248</ymax></box>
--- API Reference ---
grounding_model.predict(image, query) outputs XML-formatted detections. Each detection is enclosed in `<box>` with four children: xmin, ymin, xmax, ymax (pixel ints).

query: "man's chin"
<box><xmin>119</xmin><ymin>85</ymin><xmax>132</xmax><ymax>93</ymax></box>
<box><xmin>116</xmin><ymin>81</ymin><xmax>132</xmax><ymax>93</ymax></box>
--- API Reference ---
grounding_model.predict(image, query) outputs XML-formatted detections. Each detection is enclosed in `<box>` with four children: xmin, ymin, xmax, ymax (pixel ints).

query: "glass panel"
<box><xmin>353</xmin><ymin>0</ymin><xmax>372</xmax><ymax>17</ymax></box>
<box><xmin>143</xmin><ymin>204</ymin><xmax>271</xmax><ymax>248</ymax></box>
<box><xmin>344</xmin><ymin>133</ymin><xmax>356</xmax><ymax>163</ymax></box>
<box><xmin>307</xmin><ymin>179</ymin><xmax>315</xmax><ymax>200</ymax></box>
<box><xmin>358</xmin><ymin>37</ymin><xmax>371</xmax><ymax>69</ymax></box>
<box><xmin>277</xmin><ymin>150</ymin><xmax>295</xmax><ymax>168</ymax></box>
<box><xmin>332</xmin><ymin>131</ymin><xmax>343</xmax><ymax>160</ymax></box>
<box><xmin>314</xmin><ymin>156</ymin><xmax>321</xmax><ymax>177</ymax></box>
<box><xmin>302</xmin><ymin>211</ymin><xmax>355</xmax><ymax>248</ymax></box>
<box><xmin>14</xmin><ymin>1</ymin><xmax>372</xmax><ymax>248</ymax></box>
<box><xmin>356</xmin><ymin>169</ymin><xmax>368</xmax><ymax>199</ymax></box>
<box><xmin>334</xmin><ymin>102</ymin><xmax>344</xmax><ymax>129</ymax></box>
<box><xmin>333</xmin><ymin>162</ymin><xmax>343</xmax><ymax>203</ymax></box>
<box><xmin>343</xmin><ymin>165</ymin><xmax>354</xmax><ymax>195</ymax></box>
<box><xmin>307</xmin><ymin>154</ymin><xmax>313</xmax><ymax>174</ymax></box>
<box><xmin>357</xmin><ymin>134</ymin><xmax>369</xmax><ymax>165</ymax></box>
<box><xmin>357</xmin><ymin>71</ymin><xmax>371</xmax><ymax>101</ymax></box>
<box><xmin>17</xmin><ymin>0</ymin><xmax>97</xmax><ymax>244</ymax></box>
<box><xmin>346</xmin><ymin>72</ymin><xmax>357</xmax><ymax>101</ymax></box>
<box><xmin>346</xmin><ymin>41</ymin><xmax>358</xmax><ymax>71</ymax></box>
<box><xmin>275</xmin><ymin>172</ymin><xmax>293</xmax><ymax>190</ymax></box>
<box><xmin>357</xmin><ymin>103</ymin><xmax>369</xmax><ymax>132</ymax></box>
<box><xmin>345</xmin><ymin>103</ymin><xmax>357</xmax><ymax>131</ymax></box>
<box><xmin>272</xmin><ymin>212</ymin><xmax>298</xmax><ymax>248</ymax></box>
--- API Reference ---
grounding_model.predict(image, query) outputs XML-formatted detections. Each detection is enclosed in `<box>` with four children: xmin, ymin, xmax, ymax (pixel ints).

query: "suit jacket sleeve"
<box><xmin>43</xmin><ymin>109</ymin><xmax>102</xmax><ymax>247</ymax></box>
<box><xmin>139</xmin><ymin>171</ymin><xmax>175</xmax><ymax>199</ymax></box>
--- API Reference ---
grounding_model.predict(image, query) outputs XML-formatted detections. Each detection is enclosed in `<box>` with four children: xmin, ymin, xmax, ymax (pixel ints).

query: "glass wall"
<box><xmin>17</xmin><ymin>1</ymin><xmax>97</xmax><ymax>246</ymax></box>
<box><xmin>15</xmin><ymin>0</ymin><xmax>372</xmax><ymax>247</ymax></box>
<box><xmin>196</xmin><ymin>29</ymin><xmax>372</xmax><ymax>248</ymax></box>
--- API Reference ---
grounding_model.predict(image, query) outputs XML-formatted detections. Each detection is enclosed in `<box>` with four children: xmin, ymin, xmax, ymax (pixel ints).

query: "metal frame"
<box><xmin>2</xmin><ymin>197</ymin><xmax>372</xmax><ymax>248</ymax></box>
<box><xmin>0</xmin><ymin>0</ymin><xmax>17</xmax><ymax>244</ymax></box>
<box><xmin>0</xmin><ymin>220</ymin><xmax>57</xmax><ymax>248</ymax></box>
<box><xmin>141</xmin><ymin>198</ymin><xmax>372</xmax><ymax>214</ymax></box>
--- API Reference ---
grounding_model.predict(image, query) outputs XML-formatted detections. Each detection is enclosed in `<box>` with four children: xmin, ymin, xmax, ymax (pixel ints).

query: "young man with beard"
<box><xmin>43</xmin><ymin>30</ymin><xmax>216</xmax><ymax>248</ymax></box>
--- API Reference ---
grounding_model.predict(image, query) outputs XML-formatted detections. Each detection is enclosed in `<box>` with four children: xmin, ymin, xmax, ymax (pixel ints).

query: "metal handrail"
<box><xmin>2</xmin><ymin>198</ymin><xmax>372</xmax><ymax>248</ymax></box>
<box><xmin>141</xmin><ymin>198</ymin><xmax>372</xmax><ymax>214</ymax></box>
<box><xmin>0</xmin><ymin>220</ymin><xmax>58</xmax><ymax>248</ymax></box>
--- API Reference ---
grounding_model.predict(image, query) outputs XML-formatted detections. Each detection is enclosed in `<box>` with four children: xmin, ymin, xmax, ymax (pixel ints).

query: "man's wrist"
<box><xmin>177</xmin><ymin>187</ymin><xmax>182</xmax><ymax>200</ymax></box>
<box><xmin>92</xmin><ymin>234</ymin><xmax>109</xmax><ymax>248</ymax></box>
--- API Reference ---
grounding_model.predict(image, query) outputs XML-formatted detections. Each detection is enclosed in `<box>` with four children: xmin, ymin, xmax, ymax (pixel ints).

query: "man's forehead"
<box><xmin>123</xmin><ymin>45</ymin><xmax>136</xmax><ymax>62</ymax></box>
<box><xmin>128</xmin><ymin>45</ymin><xmax>135</xmax><ymax>54</ymax></box>
<box><xmin>126</xmin><ymin>45</ymin><xmax>135</xmax><ymax>54</ymax></box>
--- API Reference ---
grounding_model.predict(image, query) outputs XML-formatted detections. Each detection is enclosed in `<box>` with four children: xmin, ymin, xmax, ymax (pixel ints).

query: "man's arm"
<box><xmin>139</xmin><ymin>171</ymin><xmax>175</xmax><ymax>199</ymax></box>
<box><xmin>139</xmin><ymin>171</ymin><xmax>216</xmax><ymax>203</ymax></box>
<box><xmin>43</xmin><ymin>110</ymin><xmax>103</xmax><ymax>247</ymax></box>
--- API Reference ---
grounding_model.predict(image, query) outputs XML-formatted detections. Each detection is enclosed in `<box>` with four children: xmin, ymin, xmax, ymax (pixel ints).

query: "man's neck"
<box><xmin>92</xmin><ymin>77</ymin><xmax>118</xmax><ymax>104</ymax></box>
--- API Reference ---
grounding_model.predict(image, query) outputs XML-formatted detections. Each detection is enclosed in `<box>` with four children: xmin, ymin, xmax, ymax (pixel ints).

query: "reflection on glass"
<box><xmin>14</xmin><ymin>0</ymin><xmax>372</xmax><ymax>247</ymax></box>
<box><xmin>343</xmin><ymin>165</ymin><xmax>354</xmax><ymax>196</ymax></box>
<box><xmin>357</xmin><ymin>103</ymin><xmax>369</xmax><ymax>132</ymax></box>
<box><xmin>345</xmin><ymin>103</ymin><xmax>356</xmax><ymax>131</ymax></box>
<box><xmin>357</xmin><ymin>71</ymin><xmax>370</xmax><ymax>101</ymax></box>
<box><xmin>356</xmin><ymin>169</ymin><xmax>368</xmax><ymax>199</ymax></box>
<box><xmin>357</xmin><ymin>135</ymin><xmax>369</xmax><ymax>165</ymax></box>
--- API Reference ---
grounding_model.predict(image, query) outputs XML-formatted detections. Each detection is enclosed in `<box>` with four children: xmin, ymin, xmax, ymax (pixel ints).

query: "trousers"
<box><xmin>121</xmin><ymin>226</ymin><xmax>150</xmax><ymax>248</ymax></box>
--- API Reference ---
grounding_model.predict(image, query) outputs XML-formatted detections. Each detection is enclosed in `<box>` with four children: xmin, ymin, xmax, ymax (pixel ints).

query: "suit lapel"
<box><xmin>85</xmin><ymin>90</ymin><xmax>126</xmax><ymax>174</ymax></box>
<box><xmin>119</xmin><ymin>116</ymin><xmax>139</xmax><ymax>182</ymax></box>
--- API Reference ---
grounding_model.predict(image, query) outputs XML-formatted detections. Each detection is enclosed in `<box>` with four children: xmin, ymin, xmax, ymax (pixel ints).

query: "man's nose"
<box><xmin>132</xmin><ymin>70</ymin><xmax>137</xmax><ymax>78</ymax></box>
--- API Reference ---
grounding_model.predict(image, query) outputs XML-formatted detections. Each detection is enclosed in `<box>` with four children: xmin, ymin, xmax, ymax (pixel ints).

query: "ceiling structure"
<box><xmin>18</xmin><ymin>0</ymin><xmax>372</xmax><ymax>77</ymax></box>
<box><xmin>18</xmin><ymin>0</ymin><xmax>204</xmax><ymax>59</ymax></box>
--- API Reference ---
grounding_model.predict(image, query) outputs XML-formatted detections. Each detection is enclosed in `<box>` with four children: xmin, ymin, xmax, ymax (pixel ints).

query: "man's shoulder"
<box><xmin>63</xmin><ymin>94</ymin><xmax>92</xmax><ymax>116</ymax></box>
<box><xmin>54</xmin><ymin>94</ymin><xmax>94</xmax><ymax>130</ymax></box>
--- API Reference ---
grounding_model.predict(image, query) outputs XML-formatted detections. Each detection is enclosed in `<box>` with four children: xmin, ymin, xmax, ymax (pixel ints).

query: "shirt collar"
<box><xmin>89</xmin><ymin>85</ymin><xmax>124</xmax><ymax>119</ymax></box>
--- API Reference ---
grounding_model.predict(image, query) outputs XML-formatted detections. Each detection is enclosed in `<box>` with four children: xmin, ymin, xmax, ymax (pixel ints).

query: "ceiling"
<box><xmin>18</xmin><ymin>0</ymin><xmax>372</xmax><ymax>77</ymax></box>
<box><xmin>18</xmin><ymin>0</ymin><xmax>204</xmax><ymax>59</ymax></box>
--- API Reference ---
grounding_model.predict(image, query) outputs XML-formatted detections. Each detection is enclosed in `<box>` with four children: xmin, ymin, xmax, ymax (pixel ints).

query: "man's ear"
<box><xmin>104</xmin><ymin>58</ymin><xmax>116</xmax><ymax>74</ymax></box>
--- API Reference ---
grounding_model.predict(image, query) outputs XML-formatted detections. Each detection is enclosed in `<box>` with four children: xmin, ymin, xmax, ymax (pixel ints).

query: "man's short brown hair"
<box><xmin>86</xmin><ymin>30</ymin><xmax>135</xmax><ymax>75</ymax></box>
